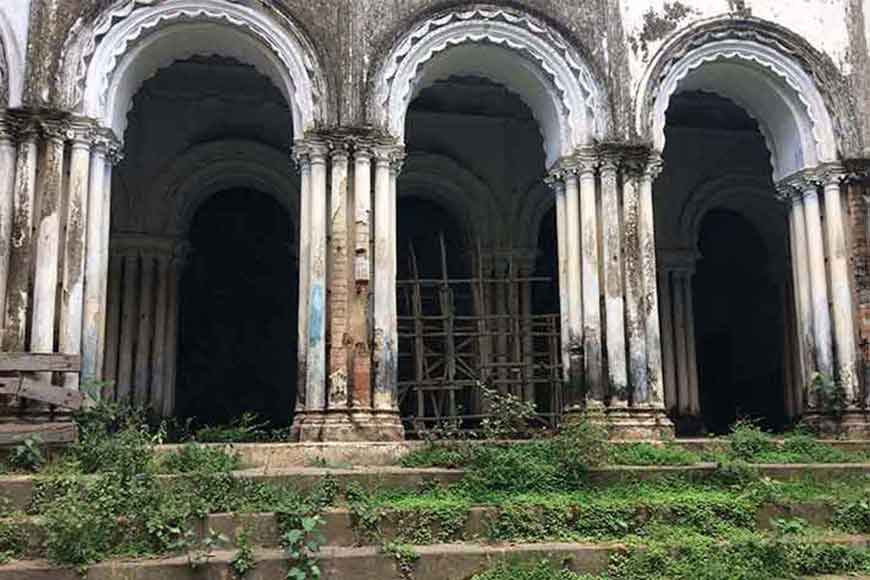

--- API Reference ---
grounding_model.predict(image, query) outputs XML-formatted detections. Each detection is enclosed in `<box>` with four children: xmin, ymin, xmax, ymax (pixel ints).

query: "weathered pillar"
<box><xmin>116</xmin><ymin>250</ymin><xmax>139</xmax><ymax>401</ymax></box>
<box><xmin>350</xmin><ymin>141</ymin><xmax>373</xmax><ymax>410</ymax></box>
<box><xmin>0</xmin><ymin>117</ymin><xmax>17</xmax><ymax>340</ymax></box>
<box><xmin>608</xmin><ymin>151</ymin><xmax>673</xmax><ymax>439</ymax></box>
<box><xmin>3</xmin><ymin>120</ymin><xmax>38</xmax><ymax>351</ymax></box>
<box><xmin>103</xmin><ymin>252</ymin><xmax>122</xmax><ymax>394</ymax></box>
<box><xmin>657</xmin><ymin>267</ymin><xmax>677</xmax><ymax>413</ymax></box>
<box><xmin>820</xmin><ymin>165</ymin><xmax>859</xmax><ymax>404</ymax></box>
<box><xmin>133</xmin><ymin>252</ymin><xmax>155</xmax><ymax>407</ymax></box>
<box><xmin>782</xmin><ymin>184</ymin><xmax>814</xmax><ymax>403</ymax></box>
<box><xmin>578</xmin><ymin>152</ymin><xmax>603</xmax><ymax>403</ymax></box>
<box><xmin>802</xmin><ymin>178</ymin><xmax>835</xmax><ymax>379</ymax></box>
<box><xmin>684</xmin><ymin>272</ymin><xmax>700</xmax><ymax>416</ymax></box>
<box><xmin>162</xmin><ymin>242</ymin><xmax>186</xmax><ymax>417</ymax></box>
<box><xmin>59</xmin><ymin>121</ymin><xmax>93</xmax><ymax>389</ymax></box>
<box><xmin>30</xmin><ymin>121</ymin><xmax>67</xmax><ymax>362</ymax></box>
<box><xmin>294</xmin><ymin>146</ymin><xmax>311</xmax><ymax>415</ymax></box>
<box><xmin>150</xmin><ymin>252</ymin><xmax>170</xmax><ymax>414</ymax></box>
<box><xmin>328</xmin><ymin>140</ymin><xmax>351</xmax><ymax>411</ymax></box>
<box><xmin>622</xmin><ymin>169</ymin><xmax>647</xmax><ymax>404</ymax></box>
<box><xmin>305</xmin><ymin>141</ymin><xmax>328</xmax><ymax>413</ymax></box>
<box><xmin>372</xmin><ymin>144</ymin><xmax>402</xmax><ymax>426</ymax></box>
<box><xmin>638</xmin><ymin>156</ymin><xmax>666</xmax><ymax>408</ymax></box>
<box><xmin>672</xmin><ymin>269</ymin><xmax>691</xmax><ymax>416</ymax></box>
<box><xmin>81</xmin><ymin>133</ymin><xmax>111</xmax><ymax>379</ymax></box>
<box><xmin>564</xmin><ymin>168</ymin><xmax>584</xmax><ymax>398</ymax></box>
<box><xmin>550</xmin><ymin>178</ymin><xmax>571</xmax><ymax>379</ymax></box>
<box><xmin>96</xmin><ymin>146</ymin><xmax>119</xmax><ymax>379</ymax></box>
<box><xmin>600</xmin><ymin>151</ymin><xmax>627</xmax><ymax>401</ymax></box>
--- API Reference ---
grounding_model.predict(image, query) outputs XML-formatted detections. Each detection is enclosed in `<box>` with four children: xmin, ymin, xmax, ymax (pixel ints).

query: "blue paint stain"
<box><xmin>308</xmin><ymin>284</ymin><xmax>324</xmax><ymax>343</ymax></box>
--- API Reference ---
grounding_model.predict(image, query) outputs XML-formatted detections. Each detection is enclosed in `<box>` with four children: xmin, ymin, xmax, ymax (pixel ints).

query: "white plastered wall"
<box><xmin>0</xmin><ymin>0</ymin><xmax>30</xmax><ymax>107</ymax></box>
<box><xmin>622</xmin><ymin>0</ymin><xmax>852</xmax><ymax>102</ymax></box>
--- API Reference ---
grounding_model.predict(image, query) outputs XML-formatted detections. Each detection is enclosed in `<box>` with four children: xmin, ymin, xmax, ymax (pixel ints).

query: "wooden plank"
<box><xmin>0</xmin><ymin>353</ymin><xmax>81</xmax><ymax>373</ymax></box>
<box><xmin>0</xmin><ymin>422</ymin><xmax>78</xmax><ymax>446</ymax></box>
<box><xmin>18</xmin><ymin>377</ymin><xmax>86</xmax><ymax>409</ymax></box>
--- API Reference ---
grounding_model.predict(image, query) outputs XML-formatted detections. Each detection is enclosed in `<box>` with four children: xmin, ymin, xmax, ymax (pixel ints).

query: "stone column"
<box><xmin>328</xmin><ymin>140</ymin><xmax>351</xmax><ymax>411</ymax></box>
<box><xmin>3</xmin><ymin>120</ymin><xmax>38</xmax><ymax>351</ymax></box>
<box><xmin>563</xmin><ymin>168</ymin><xmax>584</xmax><ymax>394</ymax></box>
<box><xmin>133</xmin><ymin>252</ymin><xmax>155</xmax><ymax>408</ymax></box>
<box><xmin>820</xmin><ymin>165</ymin><xmax>859</xmax><ymax>404</ymax></box>
<box><xmin>657</xmin><ymin>267</ymin><xmax>677</xmax><ymax>413</ymax></box>
<box><xmin>30</xmin><ymin>120</ymin><xmax>67</xmax><ymax>361</ymax></box>
<box><xmin>116</xmin><ymin>249</ymin><xmax>139</xmax><ymax>401</ymax></box>
<box><xmin>672</xmin><ymin>269</ymin><xmax>691</xmax><ymax>416</ymax></box>
<box><xmin>549</xmin><ymin>178</ymin><xmax>571</xmax><ymax>379</ymax></box>
<box><xmin>801</xmin><ymin>178</ymin><xmax>835</xmax><ymax>379</ymax></box>
<box><xmin>599</xmin><ymin>150</ymin><xmax>627</xmax><ymax>400</ymax></box>
<box><xmin>81</xmin><ymin>133</ymin><xmax>112</xmax><ymax>380</ymax></box>
<box><xmin>150</xmin><ymin>253</ymin><xmax>170</xmax><ymax>414</ymax></box>
<box><xmin>350</xmin><ymin>141</ymin><xmax>373</xmax><ymax>410</ymax></box>
<box><xmin>59</xmin><ymin>121</ymin><xmax>93</xmax><ymax>389</ymax></box>
<box><xmin>305</xmin><ymin>141</ymin><xmax>328</xmax><ymax>413</ymax></box>
<box><xmin>684</xmin><ymin>272</ymin><xmax>700</xmax><ymax>416</ymax></box>
<box><xmin>578</xmin><ymin>152</ymin><xmax>603</xmax><ymax>403</ymax></box>
<box><xmin>372</xmin><ymin>145</ymin><xmax>398</xmax><ymax>411</ymax></box>
<box><xmin>782</xmin><ymin>185</ymin><xmax>814</xmax><ymax>404</ymax></box>
<box><xmin>621</xmin><ymin>170</ymin><xmax>648</xmax><ymax>404</ymax></box>
<box><xmin>0</xmin><ymin>117</ymin><xmax>16</xmax><ymax>340</ymax></box>
<box><xmin>637</xmin><ymin>156</ymin><xmax>666</xmax><ymax>408</ymax></box>
<box><xmin>103</xmin><ymin>253</ymin><xmax>122</xmax><ymax>396</ymax></box>
<box><xmin>162</xmin><ymin>242</ymin><xmax>186</xmax><ymax>417</ymax></box>
<box><xmin>294</xmin><ymin>147</ymin><xmax>311</xmax><ymax>413</ymax></box>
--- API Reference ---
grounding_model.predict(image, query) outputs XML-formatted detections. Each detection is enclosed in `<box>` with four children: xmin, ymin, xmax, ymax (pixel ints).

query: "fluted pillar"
<box><xmin>3</xmin><ymin>120</ymin><xmax>38</xmax><ymax>351</ymax></box>
<box><xmin>306</xmin><ymin>141</ymin><xmax>328</xmax><ymax>412</ymax></box>
<box><xmin>622</xmin><ymin>170</ymin><xmax>648</xmax><ymax>404</ymax></box>
<box><xmin>59</xmin><ymin>122</ymin><xmax>93</xmax><ymax>389</ymax></box>
<box><xmin>0</xmin><ymin>117</ymin><xmax>16</xmax><ymax>340</ymax></box>
<box><xmin>294</xmin><ymin>147</ymin><xmax>311</xmax><ymax>412</ymax></box>
<box><xmin>564</xmin><ymin>168</ymin><xmax>584</xmax><ymax>391</ymax></box>
<box><xmin>820</xmin><ymin>166</ymin><xmax>859</xmax><ymax>404</ymax></box>
<box><xmin>350</xmin><ymin>142</ymin><xmax>373</xmax><ymax>410</ymax></box>
<box><xmin>578</xmin><ymin>153</ymin><xmax>603</xmax><ymax>403</ymax></box>
<box><xmin>600</xmin><ymin>152</ymin><xmax>627</xmax><ymax>400</ymax></box>
<box><xmin>328</xmin><ymin>141</ymin><xmax>351</xmax><ymax>411</ymax></box>
<box><xmin>551</xmin><ymin>179</ymin><xmax>571</xmax><ymax>379</ymax></box>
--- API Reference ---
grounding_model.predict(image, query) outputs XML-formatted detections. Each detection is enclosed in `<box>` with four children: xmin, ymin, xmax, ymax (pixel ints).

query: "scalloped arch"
<box><xmin>0</xmin><ymin>7</ymin><xmax>23</xmax><ymax>107</ymax></box>
<box><xmin>372</xmin><ymin>7</ymin><xmax>609</xmax><ymax>168</ymax></box>
<box><xmin>638</xmin><ymin>20</ymin><xmax>839</xmax><ymax>182</ymax></box>
<box><xmin>60</xmin><ymin>0</ymin><xmax>326</xmax><ymax>141</ymax></box>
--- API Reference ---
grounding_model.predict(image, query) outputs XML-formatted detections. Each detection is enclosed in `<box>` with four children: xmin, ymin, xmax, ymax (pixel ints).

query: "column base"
<box><xmin>802</xmin><ymin>410</ymin><xmax>870</xmax><ymax>439</ymax></box>
<box><xmin>291</xmin><ymin>410</ymin><xmax>405</xmax><ymax>442</ymax></box>
<box><xmin>605</xmin><ymin>407</ymin><xmax>675</xmax><ymax>440</ymax></box>
<box><xmin>563</xmin><ymin>405</ymin><xmax>674</xmax><ymax>440</ymax></box>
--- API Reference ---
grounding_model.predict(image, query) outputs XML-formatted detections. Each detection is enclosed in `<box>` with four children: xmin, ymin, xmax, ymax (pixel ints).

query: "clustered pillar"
<box><xmin>0</xmin><ymin>112</ymin><xmax>119</xmax><ymax>415</ymax></box>
<box><xmin>291</xmin><ymin>135</ymin><xmax>405</xmax><ymax>441</ymax></box>
<box><xmin>549</xmin><ymin>146</ymin><xmax>673</xmax><ymax>438</ymax></box>
<box><xmin>777</xmin><ymin>166</ymin><xmax>863</xmax><ymax>433</ymax></box>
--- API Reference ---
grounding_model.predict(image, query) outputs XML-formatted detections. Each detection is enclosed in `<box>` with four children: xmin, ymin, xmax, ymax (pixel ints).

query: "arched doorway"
<box><xmin>176</xmin><ymin>189</ymin><xmax>297</xmax><ymax>426</ymax></box>
<box><xmin>694</xmin><ymin>210</ymin><xmax>785</xmax><ymax>433</ymax></box>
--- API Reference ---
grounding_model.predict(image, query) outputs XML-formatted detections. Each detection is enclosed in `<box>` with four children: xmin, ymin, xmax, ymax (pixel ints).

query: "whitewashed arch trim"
<box><xmin>0</xmin><ymin>8</ymin><xmax>24</xmax><ymax>108</ymax></box>
<box><xmin>641</xmin><ymin>36</ymin><xmax>837</xmax><ymax>181</ymax></box>
<box><xmin>61</xmin><ymin>0</ymin><xmax>324</xmax><ymax>141</ymax></box>
<box><xmin>373</xmin><ymin>8</ymin><xmax>608</xmax><ymax>168</ymax></box>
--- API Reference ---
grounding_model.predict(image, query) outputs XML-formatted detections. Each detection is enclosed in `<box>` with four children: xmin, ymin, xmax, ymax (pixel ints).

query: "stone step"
<box><xmin>0</xmin><ymin>542</ymin><xmax>617</xmax><ymax>580</ymax></box>
<box><xmin>4</xmin><ymin>462</ymin><xmax>870</xmax><ymax>512</ymax></box>
<box><xmin>151</xmin><ymin>438</ymin><xmax>870</xmax><ymax>469</ymax></box>
<box><xmin>3</xmin><ymin>535</ymin><xmax>870</xmax><ymax>580</ymax></box>
<box><xmin>0</xmin><ymin>499</ymin><xmax>846</xmax><ymax>558</ymax></box>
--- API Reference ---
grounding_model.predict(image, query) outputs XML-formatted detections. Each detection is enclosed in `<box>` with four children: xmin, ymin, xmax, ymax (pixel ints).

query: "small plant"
<box><xmin>552</xmin><ymin>415</ymin><xmax>609</xmax><ymax>484</ymax></box>
<box><xmin>187</xmin><ymin>529</ymin><xmax>227</xmax><ymax>570</ymax></box>
<box><xmin>479</xmin><ymin>384</ymin><xmax>537</xmax><ymax>439</ymax></box>
<box><xmin>156</xmin><ymin>443</ymin><xmax>241</xmax><ymax>474</ymax></box>
<box><xmin>195</xmin><ymin>413</ymin><xmax>270</xmax><ymax>443</ymax></box>
<box><xmin>771</xmin><ymin>517</ymin><xmax>809</xmax><ymax>537</ymax></box>
<box><xmin>8</xmin><ymin>435</ymin><xmax>45</xmax><ymax>472</ymax></box>
<box><xmin>808</xmin><ymin>372</ymin><xmax>847</xmax><ymax>416</ymax></box>
<box><xmin>728</xmin><ymin>419</ymin><xmax>774</xmax><ymax>460</ymax></box>
<box><xmin>281</xmin><ymin>515</ymin><xmax>324</xmax><ymax>580</ymax></box>
<box><xmin>230</xmin><ymin>528</ymin><xmax>256</xmax><ymax>578</ymax></box>
<box><xmin>381</xmin><ymin>542</ymin><xmax>419</xmax><ymax>580</ymax></box>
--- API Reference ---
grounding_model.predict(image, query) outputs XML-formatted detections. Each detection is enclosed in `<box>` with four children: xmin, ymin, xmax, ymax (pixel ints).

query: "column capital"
<box><xmin>776</xmin><ymin>169</ymin><xmax>823</xmax><ymax>201</ymax></box>
<box><xmin>111</xmin><ymin>233</ymin><xmax>176</xmax><ymax>258</ymax></box>
<box><xmin>327</xmin><ymin>137</ymin><xmax>351</xmax><ymax>162</ymax></box>
<box><xmin>38</xmin><ymin>118</ymin><xmax>70</xmax><ymax>144</ymax></box>
<box><xmin>571</xmin><ymin>146</ymin><xmax>599</xmax><ymax>176</ymax></box>
<box><xmin>68</xmin><ymin>118</ymin><xmax>98</xmax><ymax>149</ymax></box>
<box><xmin>815</xmin><ymin>163</ymin><xmax>847</xmax><ymax>188</ymax></box>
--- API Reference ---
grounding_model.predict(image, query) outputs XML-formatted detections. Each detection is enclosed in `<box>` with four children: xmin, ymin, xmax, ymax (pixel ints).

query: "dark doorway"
<box><xmin>176</xmin><ymin>189</ymin><xmax>297</xmax><ymax>426</ymax></box>
<box><xmin>693</xmin><ymin>210</ymin><xmax>785</xmax><ymax>433</ymax></box>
